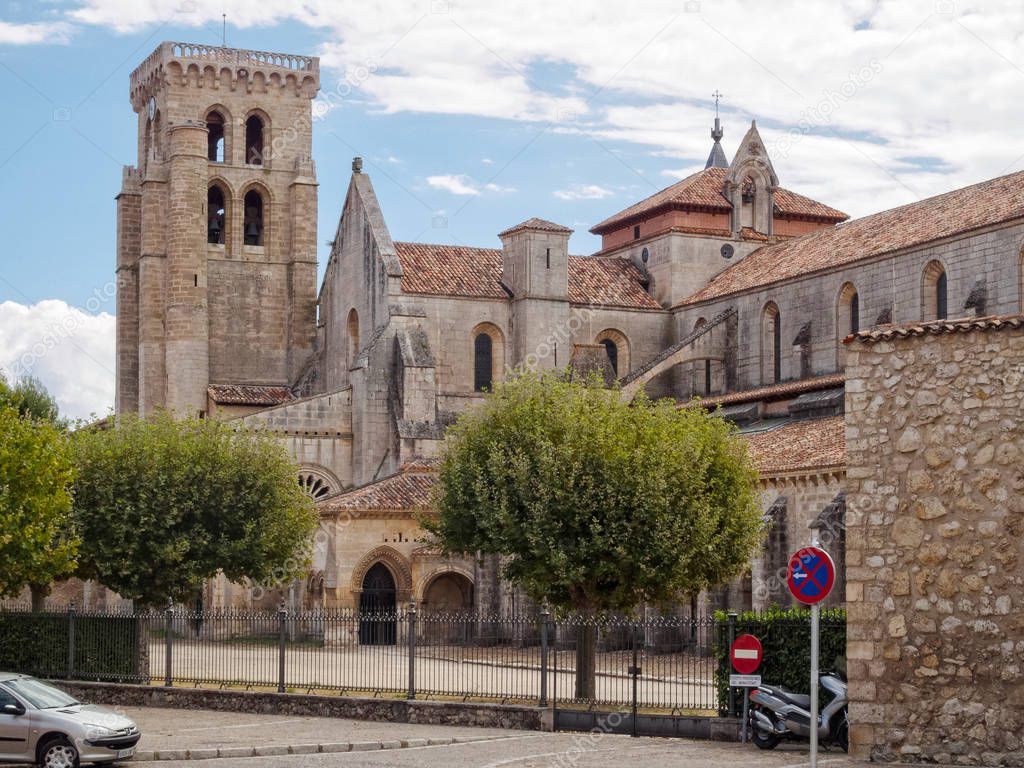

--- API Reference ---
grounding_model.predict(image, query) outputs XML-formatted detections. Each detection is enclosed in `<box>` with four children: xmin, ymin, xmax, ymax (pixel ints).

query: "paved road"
<box><xmin>7</xmin><ymin>706</ymin><xmax>864</xmax><ymax>767</ymax></box>
<box><xmin>143</xmin><ymin>733</ymin><xmax>858</xmax><ymax>768</ymax></box>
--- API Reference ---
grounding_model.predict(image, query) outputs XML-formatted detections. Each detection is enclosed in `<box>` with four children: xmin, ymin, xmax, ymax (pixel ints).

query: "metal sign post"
<box><xmin>786</xmin><ymin>542</ymin><xmax>835</xmax><ymax>768</ymax></box>
<box><xmin>810</xmin><ymin>599</ymin><xmax>820</xmax><ymax>768</ymax></box>
<box><xmin>729</xmin><ymin>634</ymin><xmax>763</xmax><ymax>744</ymax></box>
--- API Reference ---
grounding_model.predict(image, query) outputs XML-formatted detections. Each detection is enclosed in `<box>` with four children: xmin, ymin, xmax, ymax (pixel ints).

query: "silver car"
<box><xmin>0</xmin><ymin>673</ymin><xmax>140</xmax><ymax>767</ymax></box>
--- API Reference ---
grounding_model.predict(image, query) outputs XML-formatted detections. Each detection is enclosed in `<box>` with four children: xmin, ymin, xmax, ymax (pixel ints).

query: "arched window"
<box><xmin>595</xmin><ymin>329</ymin><xmax>630</xmax><ymax>376</ymax></box>
<box><xmin>474</xmin><ymin>333</ymin><xmax>493</xmax><ymax>392</ymax></box>
<box><xmin>921</xmin><ymin>261</ymin><xmax>948</xmax><ymax>321</ymax></box>
<box><xmin>836</xmin><ymin>283</ymin><xmax>859</xmax><ymax>337</ymax></box>
<box><xmin>836</xmin><ymin>283</ymin><xmax>860</xmax><ymax>369</ymax></box>
<box><xmin>207</xmin><ymin>185</ymin><xmax>226</xmax><ymax>245</ymax></box>
<box><xmin>471</xmin><ymin>323</ymin><xmax>504</xmax><ymax>392</ymax></box>
<box><xmin>936</xmin><ymin>272</ymin><xmax>948</xmax><ymax>320</ymax></box>
<box><xmin>243</xmin><ymin>189</ymin><xmax>264</xmax><ymax>246</ymax></box>
<box><xmin>601</xmin><ymin>339</ymin><xmax>618</xmax><ymax>375</ymax></box>
<box><xmin>245</xmin><ymin>114</ymin><xmax>264</xmax><ymax>165</ymax></box>
<box><xmin>740</xmin><ymin>175</ymin><xmax>756</xmax><ymax>228</ymax></box>
<box><xmin>762</xmin><ymin>303</ymin><xmax>781</xmax><ymax>384</ymax></box>
<box><xmin>346</xmin><ymin>308</ymin><xmax>359</xmax><ymax>369</ymax></box>
<box><xmin>206</xmin><ymin>110</ymin><xmax>225</xmax><ymax>162</ymax></box>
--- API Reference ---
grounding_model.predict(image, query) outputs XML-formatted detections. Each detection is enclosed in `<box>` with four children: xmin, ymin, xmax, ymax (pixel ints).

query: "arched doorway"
<box><xmin>359</xmin><ymin>563</ymin><xmax>397</xmax><ymax>645</ymax></box>
<box><xmin>422</xmin><ymin>571</ymin><xmax>474</xmax><ymax>645</ymax></box>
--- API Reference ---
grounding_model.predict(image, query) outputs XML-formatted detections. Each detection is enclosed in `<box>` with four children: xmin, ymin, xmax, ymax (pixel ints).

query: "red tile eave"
<box><xmin>682</xmin><ymin>373</ymin><xmax>845</xmax><ymax>409</ymax></box>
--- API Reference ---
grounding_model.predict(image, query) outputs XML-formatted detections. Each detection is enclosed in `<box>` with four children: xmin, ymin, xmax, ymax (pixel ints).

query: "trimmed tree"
<box><xmin>426</xmin><ymin>372</ymin><xmax>765</xmax><ymax>698</ymax></box>
<box><xmin>0</xmin><ymin>374</ymin><xmax>74</xmax><ymax>609</ymax></box>
<box><xmin>0</xmin><ymin>406</ymin><xmax>78</xmax><ymax>603</ymax></box>
<box><xmin>71</xmin><ymin>411</ymin><xmax>317</xmax><ymax>607</ymax></box>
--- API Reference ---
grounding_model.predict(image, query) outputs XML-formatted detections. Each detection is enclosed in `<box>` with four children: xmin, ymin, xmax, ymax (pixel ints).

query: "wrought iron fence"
<box><xmin>0</xmin><ymin>606</ymin><xmax>735</xmax><ymax>714</ymax></box>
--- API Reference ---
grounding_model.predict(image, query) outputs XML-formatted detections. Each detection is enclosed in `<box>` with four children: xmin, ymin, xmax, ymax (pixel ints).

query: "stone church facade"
<box><xmin>113</xmin><ymin>42</ymin><xmax>1024</xmax><ymax>619</ymax></box>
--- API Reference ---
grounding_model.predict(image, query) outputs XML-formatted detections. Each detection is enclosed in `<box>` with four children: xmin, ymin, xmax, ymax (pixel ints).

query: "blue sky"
<box><xmin>2</xmin><ymin>0</ymin><xmax>1023</xmax><ymax>418</ymax></box>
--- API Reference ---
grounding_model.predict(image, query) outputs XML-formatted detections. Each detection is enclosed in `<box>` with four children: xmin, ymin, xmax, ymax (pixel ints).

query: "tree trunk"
<box><xmin>574</xmin><ymin>620</ymin><xmax>598</xmax><ymax>700</ymax></box>
<box><xmin>29</xmin><ymin>584</ymin><xmax>47</xmax><ymax>613</ymax></box>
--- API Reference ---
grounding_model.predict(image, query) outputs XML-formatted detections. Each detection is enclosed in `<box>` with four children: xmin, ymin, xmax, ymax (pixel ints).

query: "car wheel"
<box><xmin>37</xmin><ymin>736</ymin><xmax>79</xmax><ymax>768</ymax></box>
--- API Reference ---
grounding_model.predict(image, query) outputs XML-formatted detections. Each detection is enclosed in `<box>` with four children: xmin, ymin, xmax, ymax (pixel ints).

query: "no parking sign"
<box><xmin>787</xmin><ymin>544</ymin><xmax>835</xmax><ymax>767</ymax></box>
<box><xmin>787</xmin><ymin>545</ymin><xmax>836</xmax><ymax>605</ymax></box>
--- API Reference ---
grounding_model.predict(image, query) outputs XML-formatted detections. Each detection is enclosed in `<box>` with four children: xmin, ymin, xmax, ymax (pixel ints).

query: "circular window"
<box><xmin>721</xmin><ymin>244</ymin><xmax>734</xmax><ymax>259</ymax></box>
<box><xmin>641</xmin><ymin>247</ymin><xmax>649</xmax><ymax>264</ymax></box>
<box><xmin>298</xmin><ymin>470</ymin><xmax>334</xmax><ymax>500</ymax></box>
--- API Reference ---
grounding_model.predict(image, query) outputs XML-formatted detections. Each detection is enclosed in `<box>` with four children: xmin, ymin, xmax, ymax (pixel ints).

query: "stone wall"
<box><xmin>751</xmin><ymin>473</ymin><xmax>845</xmax><ymax>611</ymax></box>
<box><xmin>675</xmin><ymin>222</ymin><xmax>1024</xmax><ymax>395</ymax></box>
<box><xmin>58</xmin><ymin>682</ymin><xmax>550</xmax><ymax>732</ymax></box>
<box><xmin>844</xmin><ymin>319</ymin><xmax>1024</xmax><ymax>764</ymax></box>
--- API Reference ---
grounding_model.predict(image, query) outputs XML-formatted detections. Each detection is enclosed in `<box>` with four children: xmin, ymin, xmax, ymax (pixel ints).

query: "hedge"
<box><xmin>0</xmin><ymin>610</ymin><xmax>144</xmax><ymax>682</ymax></box>
<box><xmin>714</xmin><ymin>606</ymin><xmax>846</xmax><ymax>716</ymax></box>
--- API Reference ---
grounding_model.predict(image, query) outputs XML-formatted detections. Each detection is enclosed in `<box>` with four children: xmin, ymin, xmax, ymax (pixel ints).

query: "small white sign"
<box><xmin>729</xmin><ymin>674</ymin><xmax>761</xmax><ymax>687</ymax></box>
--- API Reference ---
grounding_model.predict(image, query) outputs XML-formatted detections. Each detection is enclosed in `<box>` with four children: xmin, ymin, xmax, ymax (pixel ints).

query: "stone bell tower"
<box><xmin>116</xmin><ymin>42</ymin><xmax>321</xmax><ymax>416</ymax></box>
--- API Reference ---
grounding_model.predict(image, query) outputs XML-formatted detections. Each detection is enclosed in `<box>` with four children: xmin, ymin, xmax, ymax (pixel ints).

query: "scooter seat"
<box><xmin>760</xmin><ymin>685</ymin><xmax>811</xmax><ymax>709</ymax></box>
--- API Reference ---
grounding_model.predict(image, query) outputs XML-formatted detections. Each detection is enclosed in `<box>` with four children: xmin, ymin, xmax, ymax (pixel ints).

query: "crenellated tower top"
<box><xmin>130</xmin><ymin>41</ymin><xmax>320</xmax><ymax>113</ymax></box>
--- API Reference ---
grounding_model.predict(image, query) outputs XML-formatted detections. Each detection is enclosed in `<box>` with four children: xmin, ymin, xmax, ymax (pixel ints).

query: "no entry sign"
<box><xmin>787</xmin><ymin>546</ymin><xmax>836</xmax><ymax>605</ymax></box>
<box><xmin>730</xmin><ymin>633</ymin><xmax>763</xmax><ymax>675</ymax></box>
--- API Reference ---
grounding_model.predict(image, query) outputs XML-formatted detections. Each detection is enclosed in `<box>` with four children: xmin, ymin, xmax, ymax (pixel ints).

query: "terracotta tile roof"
<box><xmin>498</xmin><ymin>217</ymin><xmax>573</xmax><ymax>237</ymax></box>
<box><xmin>744</xmin><ymin>415</ymin><xmax>846</xmax><ymax>476</ymax></box>
<box><xmin>318</xmin><ymin>462</ymin><xmax>436</xmax><ymax>513</ymax></box>
<box><xmin>395</xmin><ymin>242</ymin><xmax>507</xmax><ymax>299</ymax></box>
<box><xmin>846</xmin><ymin>313</ymin><xmax>1024</xmax><ymax>344</ymax></box>
<box><xmin>590</xmin><ymin>167</ymin><xmax>847</xmax><ymax>234</ymax></box>
<box><xmin>681</xmin><ymin>170</ymin><xmax>1024</xmax><ymax>306</ymax></box>
<box><xmin>686</xmin><ymin>373</ymin><xmax>845</xmax><ymax>409</ymax></box>
<box><xmin>568</xmin><ymin>257</ymin><xmax>662</xmax><ymax>309</ymax></box>
<box><xmin>208</xmin><ymin>384</ymin><xmax>294</xmax><ymax>407</ymax></box>
<box><xmin>393</xmin><ymin>242</ymin><xmax>661</xmax><ymax>309</ymax></box>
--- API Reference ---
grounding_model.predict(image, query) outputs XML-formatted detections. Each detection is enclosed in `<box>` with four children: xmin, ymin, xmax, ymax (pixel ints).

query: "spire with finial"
<box><xmin>705</xmin><ymin>90</ymin><xmax>728</xmax><ymax>169</ymax></box>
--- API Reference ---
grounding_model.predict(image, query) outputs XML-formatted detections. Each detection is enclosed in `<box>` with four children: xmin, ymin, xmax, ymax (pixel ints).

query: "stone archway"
<box><xmin>419</xmin><ymin>569</ymin><xmax>475</xmax><ymax>645</ymax></box>
<box><xmin>350</xmin><ymin>546</ymin><xmax>413</xmax><ymax>605</ymax></box>
<box><xmin>358</xmin><ymin>563</ymin><xmax>397</xmax><ymax>645</ymax></box>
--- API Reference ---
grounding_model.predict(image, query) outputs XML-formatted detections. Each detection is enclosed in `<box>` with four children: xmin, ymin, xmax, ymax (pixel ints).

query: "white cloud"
<box><xmin>426</xmin><ymin>174</ymin><xmax>481</xmax><ymax>195</ymax></box>
<box><xmin>426</xmin><ymin>175</ymin><xmax>515</xmax><ymax>195</ymax></box>
<box><xmin>0</xmin><ymin>20</ymin><xmax>73</xmax><ymax>45</ymax></box>
<box><xmin>61</xmin><ymin>0</ymin><xmax>1024</xmax><ymax>218</ymax></box>
<box><xmin>554</xmin><ymin>183</ymin><xmax>614</xmax><ymax>201</ymax></box>
<box><xmin>0</xmin><ymin>300</ymin><xmax>115</xmax><ymax>422</ymax></box>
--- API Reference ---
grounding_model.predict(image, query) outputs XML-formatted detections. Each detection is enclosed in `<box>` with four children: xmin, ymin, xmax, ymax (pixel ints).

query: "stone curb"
<box><xmin>132</xmin><ymin>735</ymin><xmax>501</xmax><ymax>762</ymax></box>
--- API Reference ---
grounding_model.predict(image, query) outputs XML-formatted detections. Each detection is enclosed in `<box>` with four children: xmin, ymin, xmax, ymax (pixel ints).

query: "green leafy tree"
<box><xmin>71</xmin><ymin>411</ymin><xmax>317</xmax><ymax>607</ymax></box>
<box><xmin>426</xmin><ymin>372</ymin><xmax>765</xmax><ymax>697</ymax></box>
<box><xmin>0</xmin><ymin>374</ymin><xmax>64</xmax><ymax>426</ymax></box>
<box><xmin>0</xmin><ymin>406</ymin><xmax>78</xmax><ymax>604</ymax></box>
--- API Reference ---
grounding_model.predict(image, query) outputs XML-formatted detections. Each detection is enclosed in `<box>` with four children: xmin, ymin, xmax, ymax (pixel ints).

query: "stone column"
<box><xmin>163</xmin><ymin>121</ymin><xmax>209</xmax><ymax>416</ymax></box>
<box><xmin>137</xmin><ymin>164</ymin><xmax>168</xmax><ymax>416</ymax></box>
<box><xmin>288</xmin><ymin>158</ymin><xmax>319</xmax><ymax>383</ymax></box>
<box><xmin>115</xmin><ymin>167</ymin><xmax>142</xmax><ymax>415</ymax></box>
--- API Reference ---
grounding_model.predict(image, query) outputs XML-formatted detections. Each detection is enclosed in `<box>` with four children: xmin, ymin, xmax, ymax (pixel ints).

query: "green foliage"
<box><xmin>426</xmin><ymin>371</ymin><xmax>766</xmax><ymax>613</ymax></box>
<box><xmin>0</xmin><ymin>406</ymin><xmax>78</xmax><ymax>598</ymax></box>
<box><xmin>0</xmin><ymin>611</ymin><xmax>140</xmax><ymax>681</ymax></box>
<box><xmin>714</xmin><ymin>606</ymin><xmax>847</xmax><ymax>715</ymax></box>
<box><xmin>0</xmin><ymin>374</ymin><xmax>64</xmax><ymax>426</ymax></box>
<box><xmin>71</xmin><ymin>411</ymin><xmax>317</xmax><ymax>607</ymax></box>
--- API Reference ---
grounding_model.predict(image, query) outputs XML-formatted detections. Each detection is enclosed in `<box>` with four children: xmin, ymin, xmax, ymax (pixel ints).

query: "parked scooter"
<box><xmin>747</xmin><ymin>673</ymin><xmax>849</xmax><ymax>752</ymax></box>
